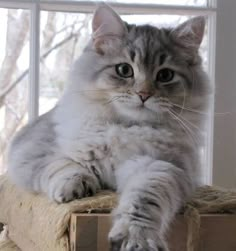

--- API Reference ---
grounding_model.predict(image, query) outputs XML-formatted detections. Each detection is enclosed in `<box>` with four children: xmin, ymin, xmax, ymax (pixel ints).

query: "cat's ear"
<box><xmin>92</xmin><ymin>4</ymin><xmax>127</xmax><ymax>50</ymax></box>
<box><xmin>171</xmin><ymin>16</ymin><xmax>205</xmax><ymax>49</ymax></box>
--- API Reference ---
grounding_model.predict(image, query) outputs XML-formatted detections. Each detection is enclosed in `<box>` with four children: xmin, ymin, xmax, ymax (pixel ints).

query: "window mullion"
<box><xmin>204</xmin><ymin>11</ymin><xmax>216</xmax><ymax>185</ymax></box>
<box><xmin>207</xmin><ymin>0</ymin><xmax>217</xmax><ymax>8</ymax></box>
<box><xmin>29</xmin><ymin>1</ymin><xmax>40</xmax><ymax>121</ymax></box>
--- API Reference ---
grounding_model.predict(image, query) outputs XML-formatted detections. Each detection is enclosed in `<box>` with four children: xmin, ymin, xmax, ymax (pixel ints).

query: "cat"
<box><xmin>7</xmin><ymin>4</ymin><xmax>210</xmax><ymax>251</ymax></box>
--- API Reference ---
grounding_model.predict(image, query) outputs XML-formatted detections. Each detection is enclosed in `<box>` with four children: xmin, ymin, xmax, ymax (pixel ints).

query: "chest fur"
<box><xmin>79</xmin><ymin>124</ymin><xmax>186</xmax><ymax>165</ymax></box>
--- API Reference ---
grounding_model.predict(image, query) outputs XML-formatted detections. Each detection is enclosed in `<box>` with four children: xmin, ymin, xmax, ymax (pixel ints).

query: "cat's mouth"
<box><xmin>137</xmin><ymin>102</ymin><xmax>145</xmax><ymax>108</ymax></box>
<box><xmin>136</xmin><ymin>102</ymin><xmax>154</xmax><ymax>113</ymax></box>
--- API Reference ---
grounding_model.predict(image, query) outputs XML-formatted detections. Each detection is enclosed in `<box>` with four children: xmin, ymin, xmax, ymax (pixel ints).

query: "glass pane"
<box><xmin>0</xmin><ymin>8</ymin><xmax>30</xmax><ymax>174</ymax></box>
<box><xmin>39</xmin><ymin>11</ymin><xmax>92</xmax><ymax>115</ymax></box>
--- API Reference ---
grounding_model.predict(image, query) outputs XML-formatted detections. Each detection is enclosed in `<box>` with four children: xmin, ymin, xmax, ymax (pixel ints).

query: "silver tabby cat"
<box><xmin>8</xmin><ymin>4</ymin><xmax>210</xmax><ymax>251</ymax></box>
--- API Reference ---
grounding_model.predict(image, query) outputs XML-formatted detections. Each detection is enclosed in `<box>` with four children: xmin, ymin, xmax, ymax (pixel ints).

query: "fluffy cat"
<box><xmin>7</xmin><ymin>4</ymin><xmax>210</xmax><ymax>251</ymax></box>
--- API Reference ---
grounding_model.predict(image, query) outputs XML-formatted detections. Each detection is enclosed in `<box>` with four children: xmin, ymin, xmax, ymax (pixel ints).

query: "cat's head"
<box><xmin>69</xmin><ymin>4</ymin><xmax>210</xmax><ymax>125</ymax></box>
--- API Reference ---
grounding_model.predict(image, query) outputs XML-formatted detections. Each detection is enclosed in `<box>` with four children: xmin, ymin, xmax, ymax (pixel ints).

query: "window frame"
<box><xmin>0</xmin><ymin>0</ymin><xmax>218</xmax><ymax>185</ymax></box>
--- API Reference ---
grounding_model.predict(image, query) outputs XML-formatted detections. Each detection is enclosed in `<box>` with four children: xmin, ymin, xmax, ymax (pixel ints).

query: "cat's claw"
<box><xmin>109</xmin><ymin>218</ymin><xmax>168</xmax><ymax>251</ymax></box>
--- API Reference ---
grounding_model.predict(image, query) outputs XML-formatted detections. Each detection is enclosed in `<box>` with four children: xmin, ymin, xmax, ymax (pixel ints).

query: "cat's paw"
<box><xmin>52</xmin><ymin>173</ymin><xmax>99</xmax><ymax>203</ymax></box>
<box><xmin>109</xmin><ymin>217</ymin><xmax>168</xmax><ymax>251</ymax></box>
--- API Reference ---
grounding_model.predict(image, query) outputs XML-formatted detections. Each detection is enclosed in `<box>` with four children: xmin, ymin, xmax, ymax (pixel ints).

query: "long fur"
<box><xmin>7</xmin><ymin>4</ymin><xmax>210</xmax><ymax>251</ymax></box>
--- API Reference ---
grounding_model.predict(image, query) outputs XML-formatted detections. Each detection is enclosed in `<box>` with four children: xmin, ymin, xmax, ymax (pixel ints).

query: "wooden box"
<box><xmin>70</xmin><ymin>214</ymin><xmax>236</xmax><ymax>251</ymax></box>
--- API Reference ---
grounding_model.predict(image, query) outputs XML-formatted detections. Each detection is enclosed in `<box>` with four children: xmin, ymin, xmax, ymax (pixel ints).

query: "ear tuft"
<box><xmin>171</xmin><ymin>16</ymin><xmax>206</xmax><ymax>49</ymax></box>
<box><xmin>92</xmin><ymin>3</ymin><xmax>127</xmax><ymax>45</ymax></box>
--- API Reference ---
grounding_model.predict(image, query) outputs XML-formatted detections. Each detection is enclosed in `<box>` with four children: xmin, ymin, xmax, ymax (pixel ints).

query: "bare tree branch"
<box><xmin>50</xmin><ymin>22</ymin><xmax>79</xmax><ymax>40</ymax></box>
<box><xmin>41</xmin><ymin>32</ymin><xmax>77</xmax><ymax>60</ymax></box>
<box><xmin>0</xmin><ymin>106</ymin><xmax>27</xmax><ymax>156</ymax></box>
<box><xmin>41</xmin><ymin>12</ymin><xmax>57</xmax><ymax>54</ymax></box>
<box><xmin>0</xmin><ymin>15</ymin><xmax>91</xmax><ymax>107</ymax></box>
<box><xmin>0</xmin><ymin>29</ymin><xmax>84</xmax><ymax>106</ymax></box>
<box><xmin>0</xmin><ymin>10</ymin><xmax>29</xmax><ymax>90</ymax></box>
<box><xmin>0</xmin><ymin>70</ymin><xmax>28</xmax><ymax>107</ymax></box>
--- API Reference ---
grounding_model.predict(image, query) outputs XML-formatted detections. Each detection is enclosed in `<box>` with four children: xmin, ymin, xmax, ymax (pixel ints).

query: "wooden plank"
<box><xmin>70</xmin><ymin>214</ymin><xmax>236</xmax><ymax>251</ymax></box>
<box><xmin>199</xmin><ymin>215</ymin><xmax>236</xmax><ymax>251</ymax></box>
<box><xmin>168</xmin><ymin>216</ymin><xmax>188</xmax><ymax>251</ymax></box>
<box><xmin>70</xmin><ymin>214</ymin><xmax>98</xmax><ymax>251</ymax></box>
<box><xmin>97</xmin><ymin>215</ymin><xmax>111</xmax><ymax>251</ymax></box>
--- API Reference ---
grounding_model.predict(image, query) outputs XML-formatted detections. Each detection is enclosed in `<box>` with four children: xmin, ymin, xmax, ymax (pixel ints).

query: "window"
<box><xmin>0</xmin><ymin>0</ymin><xmax>222</xmax><ymax>186</ymax></box>
<box><xmin>0</xmin><ymin>8</ymin><xmax>30</xmax><ymax>173</ymax></box>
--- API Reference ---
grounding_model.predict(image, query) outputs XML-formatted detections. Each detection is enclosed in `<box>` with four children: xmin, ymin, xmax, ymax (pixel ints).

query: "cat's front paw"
<box><xmin>52</xmin><ymin>173</ymin><xmax>99</xmax><ymax>203</ymax></box>
<box><xmin>109</xmin><ymin>217</ymin><xmax>168</xmax><ymax>251</ymax></box>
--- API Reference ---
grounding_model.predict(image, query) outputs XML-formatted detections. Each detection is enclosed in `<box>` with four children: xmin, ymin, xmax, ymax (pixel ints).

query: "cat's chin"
<box><xmin>115</xmin><ymin>105</ymin><xmax>160</xmax><ymax>125</ymax></box>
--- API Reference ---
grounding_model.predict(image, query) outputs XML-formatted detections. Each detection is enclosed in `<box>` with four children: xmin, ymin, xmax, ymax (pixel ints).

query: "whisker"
<box><xmin>168</xmin><ymin>109</ymin><xmax>199</xmax><ymax>145</ymax></box>
<box><xmin>170</xmin><ymin>109</ymin><xmax>202</xmax><ymax>133</ymax></box>
<box><xmin>178</xmin><ymin>82</ymin><xmax>186</xmax><ymax>116</ymax></box>
<box><xmin>102</xmin><ymin>96</ymin><xmax>121</xmax><ymax>105</ymax></box>
<box><xmin>72</xmin><ymin>88</ymin><xmax>118</xmax><ymax>94</ymax></box>
<box><xmin>187</xmin><ymin>65</ymin><xmax>196</xmax><ymax>99</ymax></box>
<box><xmin>168</xmin><ymin>100</ymin><xmax>230</xmax><ymax>116</ymax></box>
<box><xmin>169</xmin><ymin>102</ymin><xmax>207</xmax><ymax>115</ymax></box>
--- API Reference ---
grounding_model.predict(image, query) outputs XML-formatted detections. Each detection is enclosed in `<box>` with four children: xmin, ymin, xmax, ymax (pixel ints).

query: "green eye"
<box><xmin>115</xmin><ymin>63</ymin><xmax>134</xmax><ymax>78</ymax></box>
<box><xmin>156</xmin><ymin>68</ymin><xmax>174</xmax><ymax>83</ymax></box>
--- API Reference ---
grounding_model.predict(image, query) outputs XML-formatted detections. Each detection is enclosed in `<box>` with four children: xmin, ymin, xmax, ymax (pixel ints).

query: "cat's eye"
<box><xmin>156</xmin><ymin>68</ymin><xmax>174</xmax><ymax>83</ymax></box>
<box><xmin>115</xmin><ymin>63</ymin><xmax>133</xmax><ymax>78</ymax></box>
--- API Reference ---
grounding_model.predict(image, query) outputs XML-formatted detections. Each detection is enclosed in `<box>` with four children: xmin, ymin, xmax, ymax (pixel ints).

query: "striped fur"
<box><xmin>7</xmin><ymin>4</ymin><xmax>210</xmax><ymax>251</ymax></box>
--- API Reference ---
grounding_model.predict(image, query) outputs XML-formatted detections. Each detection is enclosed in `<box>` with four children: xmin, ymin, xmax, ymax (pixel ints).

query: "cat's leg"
<box><xmin>39</xmin><ymin>158</ymin><xmax>102</xmax><ymax>203</ymax></box>
<box><xmin>9</xmin><ymin>151</ymin><xmax>103</xmax><ymax>203</ymax></box>
<box><xmin>109</xmin><ymin>156</ymin><xmax>194</xmax><ymax>251</ymax></box>
<box><xmin>58</xmin><ymin>134</ymin><xmax>108</xmax><ymax>163</ymax></box>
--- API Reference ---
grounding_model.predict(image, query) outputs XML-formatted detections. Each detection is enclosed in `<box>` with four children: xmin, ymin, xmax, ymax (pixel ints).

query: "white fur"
<box><xmin>7</xmin><ymin>4</ymin><xmax>208</xmax><ymax>251</ymax></box>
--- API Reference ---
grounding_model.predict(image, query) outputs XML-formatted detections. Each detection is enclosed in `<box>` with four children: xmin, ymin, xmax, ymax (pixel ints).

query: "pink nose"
<box><xmin>136</xmin><ymin>91</ymin><xmax>151</xmax><ymax>103</ymax></box>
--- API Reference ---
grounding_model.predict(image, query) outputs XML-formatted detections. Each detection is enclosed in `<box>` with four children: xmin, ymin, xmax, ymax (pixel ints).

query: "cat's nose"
<box><xmin>136</xmin><ymin>91</ymin><xmax>151</xmax><ymax>103</ymax></box>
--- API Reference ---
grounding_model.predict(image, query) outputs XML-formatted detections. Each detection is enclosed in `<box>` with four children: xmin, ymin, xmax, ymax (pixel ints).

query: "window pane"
<box><xmin>39</xmin><ymin>11</ymin><xmax>92</xmax><ymax>115</ymax></box>
<box><xmin>0</xmin><ymin>8</ymin><xmax>30</xmax><ymax>174</ymax></box>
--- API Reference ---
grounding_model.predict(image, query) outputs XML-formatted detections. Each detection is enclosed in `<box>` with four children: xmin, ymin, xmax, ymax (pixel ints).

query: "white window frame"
<box><xmin>0</xmin><ymin>0</ymin><xmax>220</xmax><ymax>186</ymax></box>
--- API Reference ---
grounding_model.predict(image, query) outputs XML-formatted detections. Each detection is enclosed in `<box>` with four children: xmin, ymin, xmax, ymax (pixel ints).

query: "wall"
<box><xmin>213</xmin><ymin>0</ymin><xmax>236</xmax><ymax>188</ymax></box>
